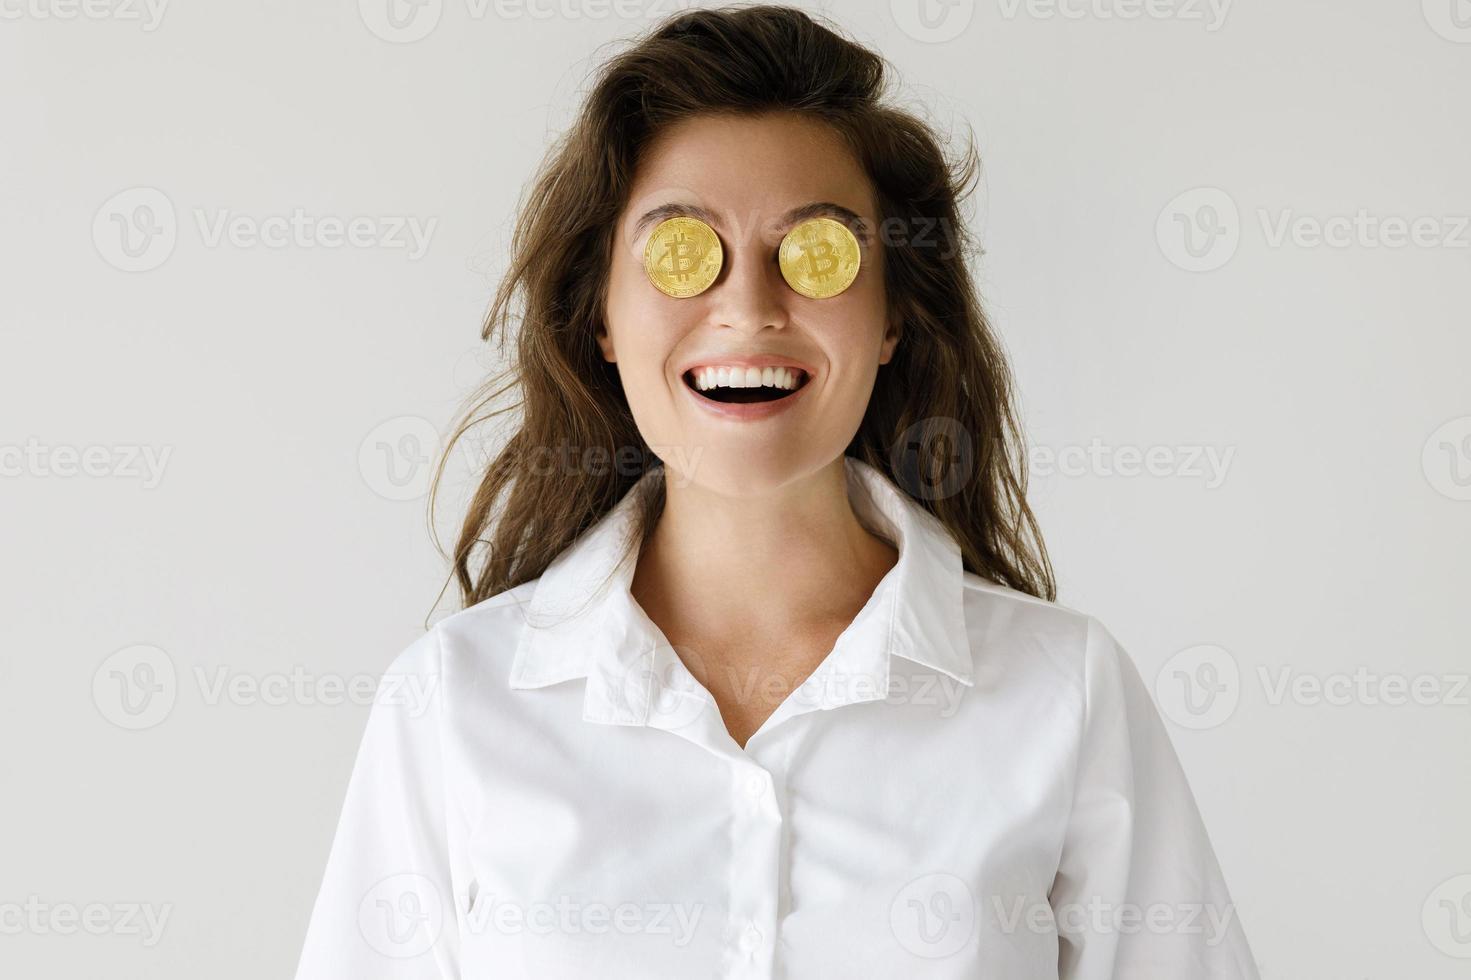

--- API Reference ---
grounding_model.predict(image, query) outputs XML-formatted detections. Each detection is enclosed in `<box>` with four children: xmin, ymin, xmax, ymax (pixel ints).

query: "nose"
<box><xmin>707</xmin><ymin>237</ymin><xmax>789</xmax><ymax>336</ymax></box>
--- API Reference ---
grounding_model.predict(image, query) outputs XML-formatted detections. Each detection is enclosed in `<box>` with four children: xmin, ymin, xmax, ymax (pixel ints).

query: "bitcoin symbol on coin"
<box><xmin>779</xmin><ymin>216</ymin><xmax>861</xmax><ymax>299</ymax></box>
<box><xmin>643</xmin><ymin>216</ymin><xmax>722</xmax><ymax>298</ymax></box>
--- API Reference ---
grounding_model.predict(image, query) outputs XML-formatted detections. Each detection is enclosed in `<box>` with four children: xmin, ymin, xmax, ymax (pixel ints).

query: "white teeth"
<box><xmin>691</xmin><ymin>365</ymin><xmax>803</xmax><ymax>392</ymax></box>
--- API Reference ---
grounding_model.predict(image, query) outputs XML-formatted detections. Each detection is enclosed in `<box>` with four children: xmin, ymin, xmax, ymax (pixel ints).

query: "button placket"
<box><xmin>725</xmin><ymin>754</ymin><xmax>783</xmax><ymax>979</ymax></box>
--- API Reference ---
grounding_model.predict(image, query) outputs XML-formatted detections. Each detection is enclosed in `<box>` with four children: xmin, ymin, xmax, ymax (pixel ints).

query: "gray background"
<box><xmin>2</xmin><ymin>0</ymin><xmax>1469</xmax><ymax>976</ymax></box>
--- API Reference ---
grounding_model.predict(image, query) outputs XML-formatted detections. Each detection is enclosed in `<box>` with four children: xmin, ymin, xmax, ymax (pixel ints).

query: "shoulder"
<box><xmin>958</xmin><ymin>571</ymin><xmax>1140</xmax><ymax>710</ymax></box>
<box><xmin>378</xmin><ymin>579</ymin><xmax>543</xmax><ymax>691</ymax></box>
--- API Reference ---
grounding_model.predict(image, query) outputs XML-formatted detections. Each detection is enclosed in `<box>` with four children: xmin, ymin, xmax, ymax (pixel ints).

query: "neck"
<box><xmin>631</xmin><ymin>458</ymin><xmax>897</xmax><ymax>637</ymax></box>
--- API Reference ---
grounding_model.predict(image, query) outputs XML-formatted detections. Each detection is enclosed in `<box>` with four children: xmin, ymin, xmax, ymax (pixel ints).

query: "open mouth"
<box><xmin>682</xmin><ymin>366</ymin><xmax>810</xmax><ymax>404</ymax></box>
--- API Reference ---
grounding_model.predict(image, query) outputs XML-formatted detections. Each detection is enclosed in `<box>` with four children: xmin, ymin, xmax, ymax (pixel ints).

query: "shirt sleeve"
<box><xmin>1050</xmin><ymin>617</ymin><xmax>1260</xmax><ymax>979</ymax></box>
<box><xmin>294</xmin><ymin>628</ymin><xmax>462</xmax><ymax>980</ymax></box>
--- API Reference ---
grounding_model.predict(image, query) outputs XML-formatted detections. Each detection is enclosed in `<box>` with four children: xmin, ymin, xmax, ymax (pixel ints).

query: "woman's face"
<box><xmin>600</xmin><ymin>112</ymin><xmax>899</xmax><ymax>495</ymax></box>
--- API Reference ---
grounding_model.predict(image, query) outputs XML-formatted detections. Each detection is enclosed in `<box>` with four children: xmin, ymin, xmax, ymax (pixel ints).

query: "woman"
<box><xmin>295</xmin><ymin>6</ymin><xmax>1259</xmax><ymax>978</ymax></box>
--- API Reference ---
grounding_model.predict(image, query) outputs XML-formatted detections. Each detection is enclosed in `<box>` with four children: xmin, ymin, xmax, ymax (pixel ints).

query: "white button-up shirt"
<box><xmin>294</xmin><ymin>456</ymin><xmax>1260</xmax><ymax>979</ymax></box>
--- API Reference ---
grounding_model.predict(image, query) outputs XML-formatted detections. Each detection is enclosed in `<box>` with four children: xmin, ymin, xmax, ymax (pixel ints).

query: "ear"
<box><xmin>595</xmin><ymin>321</ymin><xmax>616</xmax><ymax>363</ymax></box>
<box><xmin>878</xmin><ymin>308</ymin><xmax>902</xmax><ymax>365</ymax></box>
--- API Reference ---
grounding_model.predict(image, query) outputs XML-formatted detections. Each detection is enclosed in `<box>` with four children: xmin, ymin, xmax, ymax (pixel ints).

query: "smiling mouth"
<box><xmin>682</xmin><ymin>366</ymin><xmax>810</xmax><ymax>404</ymax></box>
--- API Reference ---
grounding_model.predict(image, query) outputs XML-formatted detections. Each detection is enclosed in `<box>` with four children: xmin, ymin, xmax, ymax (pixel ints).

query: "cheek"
<box><xmin>604</xmin><ymin>274</ymin><xmax>687</xmax><ymax>405</ymax></box>
<box><xmin>811</xmin><ymin>292</ymin><xmax>889</xmax><ymax>385</ymax></box>
<box><xmin>831</xmin><ymin>256</ymin><xmax>889</xmax><ymax>351</ymax></box>
<box><xmin>606</xmin><ymin>262</ymin><xmax>660</xmax><ymax>364</ymax></box>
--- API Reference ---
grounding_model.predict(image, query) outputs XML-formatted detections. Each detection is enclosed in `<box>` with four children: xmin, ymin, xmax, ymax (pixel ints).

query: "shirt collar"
<box><xmin>508</xmin><ymin>455</ymin><xmax>975</xmax><ymax>726</ymax></box>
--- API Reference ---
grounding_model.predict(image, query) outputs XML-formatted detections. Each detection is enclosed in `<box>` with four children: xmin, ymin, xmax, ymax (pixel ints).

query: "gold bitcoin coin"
<box><xmin>643</xmin><ymin>216</ymin><xmax>723</xmax><ymax>298</ymax></box>
<box><xmin>779</xmin><ymin>216</ymin><xmax>861</xmax><ymax>299</ymax></box>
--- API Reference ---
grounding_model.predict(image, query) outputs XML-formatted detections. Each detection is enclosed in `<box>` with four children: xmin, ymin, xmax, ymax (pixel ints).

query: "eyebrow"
<box><xmin>632</xmin><ymin>201</ymin><xmax>873</xmax><ymax>243</ymax></box>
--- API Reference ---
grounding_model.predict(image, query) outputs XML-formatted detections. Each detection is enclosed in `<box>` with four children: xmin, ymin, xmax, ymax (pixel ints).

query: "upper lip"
<box><xmin>677</xmin><ymin>353</ymin><xmax>815</xmax><ymax>378</ymax></box>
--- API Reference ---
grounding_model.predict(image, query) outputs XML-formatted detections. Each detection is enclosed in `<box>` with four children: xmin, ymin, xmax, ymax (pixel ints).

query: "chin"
<box><xmin>662</xmin><ymin>448</ymin><xmax>835</xmax><ymax>499</ymax></box>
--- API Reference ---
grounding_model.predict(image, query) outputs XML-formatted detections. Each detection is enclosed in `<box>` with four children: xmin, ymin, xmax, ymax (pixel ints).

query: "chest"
<box><xmin>450</xmin><ymin>678</ymin><xmax>1080</xmax><ymax>979</ymax></box>
<box><xmin>661</xmin><ymin>624</ymin><xmax>856</xmax><ymax>749</ymax></box>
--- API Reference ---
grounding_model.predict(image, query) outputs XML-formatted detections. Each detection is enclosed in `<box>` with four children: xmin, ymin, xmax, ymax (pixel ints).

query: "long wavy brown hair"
<box><xmin>431</xmin><ymin>3</ymin><xmax>1055</xmax><ymax>610</ymax></box>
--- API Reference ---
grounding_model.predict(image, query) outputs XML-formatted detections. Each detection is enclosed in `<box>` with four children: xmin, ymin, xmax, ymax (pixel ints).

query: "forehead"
<box><xmin>629</xmin><ymin>112</ymin><xmax>877</xmax><ymax>222</ymax></box>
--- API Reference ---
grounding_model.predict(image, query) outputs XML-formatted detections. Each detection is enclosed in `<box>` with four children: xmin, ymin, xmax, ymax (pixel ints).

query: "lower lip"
<box><xmin>680</xmin><ymin>373</ymin><xmax>811</xmax><ymax>421</ymax></box>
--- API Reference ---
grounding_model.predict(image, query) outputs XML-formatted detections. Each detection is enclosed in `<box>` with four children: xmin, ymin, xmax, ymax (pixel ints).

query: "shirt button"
<box><xmin>739</xmin><ymin>922</ymin><xmax>762</xmax><ymax>952</ymax></box>
<box><xmin>745</xmin><ymin>773</ymin><xmax>767</xmax><ymax>797</ymax></box>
